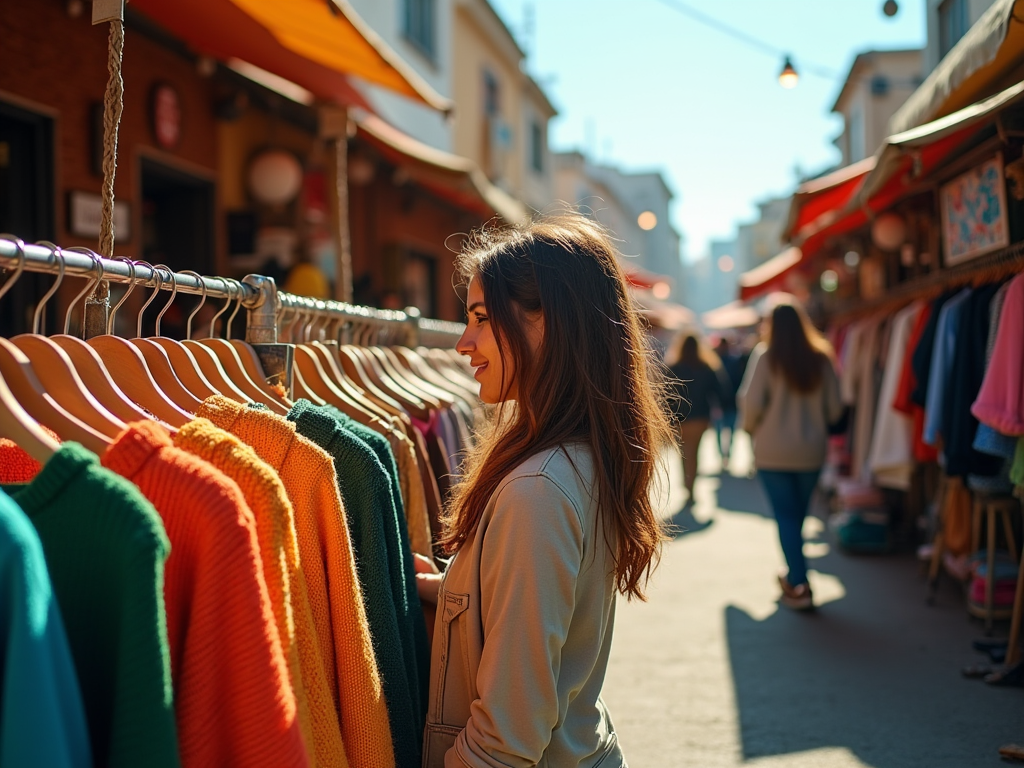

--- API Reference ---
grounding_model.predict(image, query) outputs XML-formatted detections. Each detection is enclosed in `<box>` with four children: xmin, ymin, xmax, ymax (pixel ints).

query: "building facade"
<box><xmin>831</xmin><ymin>49</ymin><xmax>923</xmax><ymax>166</ymax></box>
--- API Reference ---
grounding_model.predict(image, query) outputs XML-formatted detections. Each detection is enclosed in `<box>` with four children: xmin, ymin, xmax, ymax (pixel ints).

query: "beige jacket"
<box><xmin>738</xmin><ymin>343</ymin><xmax>844</xmax><ymax>471</ymax></box>
<box><xmin>423</xmin><ymin>444</ymin><xmax>624</xmax><ymax>768</ymax></box>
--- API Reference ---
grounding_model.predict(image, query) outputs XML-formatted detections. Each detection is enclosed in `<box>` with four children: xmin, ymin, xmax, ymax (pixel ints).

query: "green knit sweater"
<box><xmin>284</xmin><ymin>400</ymin><xmax>423</xmax><ymax>768</ymax></box>
<box><xmin>325</xmin><ymin>406</ymin><xmax>430</xmax><ymax>721</ymax></box>
<box><xmin>3</xmin><ymin>442</ymin><xmax>180</xmax><ymax>768</ymax></box>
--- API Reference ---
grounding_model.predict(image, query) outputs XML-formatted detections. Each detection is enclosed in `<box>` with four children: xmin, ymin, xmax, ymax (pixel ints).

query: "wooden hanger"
<box><xmin>3</xmin><ymin>240</ymin><xmax>125</xmax><ymax>438</ymax></box>
<box><xmin>366</xmin><ymin>344</ymin><xmax>442</xmax><ymax>409</ymax></box>
<box><xmin>377</xmin><ymin>346</ymin><xmax>454</xmax><ymax>407</ymax></box>
<box><xmin>120</xmin><ymin>264</ymin><xmax>203</xmax><ymax>412</ymax></box>
<box><xmin>86</xmin><ymin>260</ymin><xmax>191</xmax><ymax>427</ymax></box>
<box><xmin>143</xmin><ymin>268</ymin><xmax>219</xmax><ymax>401</ymax></box>
<box><xmin>0</xmin><ymin>365</ymin><xmax>58</xmax><ymax>464</ymax></box>
<box><xmin>191</xmin><ymin>279</ymin><xmax>288</xmax><ymax>414</ymax></box>
<box><xmin>44</xmin><ymin>254</ymin><xmax>169</xmax><ymax>427</ymax></box>
<box><xmin>392</xmin><ymin>346</ymin><xmax>477</xmax><ymax>404</ymax></box>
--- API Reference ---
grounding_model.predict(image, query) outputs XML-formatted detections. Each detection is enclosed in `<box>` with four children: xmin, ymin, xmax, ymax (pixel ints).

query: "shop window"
<box><xmin>938</xmin><ymin>0</ymin><xmax>968</xmax><ymax>59</ymax></box>
<box><xmin>140</xmin><ymin>157</ymin><xmax>215</xmax><ymax>338</ymax></box>
<box><xmin>848</xmin><ymin>106</ymin><xmax>865</xmax><ymax>163</ymax></box>
<box><xmin>404</xmin><ymin>0</ymin><xmax>436</xmax><ymax>60</ymax></box>
<box><xmin>0</xmin><ymin>100</ymin><xmax>55</xmax><ymax>335</ymax></box>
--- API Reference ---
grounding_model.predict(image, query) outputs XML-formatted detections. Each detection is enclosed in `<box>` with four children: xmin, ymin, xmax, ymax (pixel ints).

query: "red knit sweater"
<box><xmin>102</xmin><ymin>421</ymin><xmax>308</xmax><ymax>768</ymax></box>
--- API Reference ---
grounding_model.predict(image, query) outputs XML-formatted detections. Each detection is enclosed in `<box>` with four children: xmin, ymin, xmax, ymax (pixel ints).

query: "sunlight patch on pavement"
<box><xmin>746</xmin><ymin>746</ymin><xmax>873</xmax><ymax>767</ymax></box>
<box><xmin>807</xmin><ymin>569</ymin><xmax>846</xmax><ymax>608</ymax></box>
<box><xmin>803</xmin><ymin>541</ymin><xmax>831</xmax><ymax>559</ymax></box>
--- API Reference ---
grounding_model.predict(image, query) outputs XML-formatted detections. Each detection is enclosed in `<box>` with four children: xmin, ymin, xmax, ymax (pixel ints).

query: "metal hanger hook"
<box><xmin>31</xmin><ymin>241</ymin><xmax>65</xmax><ymax>335</ymax></box>
<box><xmin>209</xmin><ymin>278</ymin><xmax>234</xmax><ymax>338</ymax></box>
<box><xmin>153</xmin><ymin>264</ymin><xmax>177</xmax><ymax>337</ymax></box>
<box><xmin>0</xmin><ymin>234</ymin><xmax>27</xmax><ymax>304</ymax></box>
<box><xmin>107</xmin><ymin>258</ymin><xmax>137</xmax><ymax>335</ymax></box>
<box><xmin>63</xmin><ymin>248</ymin><xmax>104</xmax><ymax>337</ymax></box>
<box><xmin>179</xmin><ymin>270</ymin><xmax>207</xmax><ymax>340</ymax></box>
<box><xmin>136</xmin><ymin>261</ymin><xmax>163</xmax><ymax>339</ymax></box>
<box><xmin>226</xmin><ymin>279</ymin><xmax>244</xmax><ymax>340</ymax></box>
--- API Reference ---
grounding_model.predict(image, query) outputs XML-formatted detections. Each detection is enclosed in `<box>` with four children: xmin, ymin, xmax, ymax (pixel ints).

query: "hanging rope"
<box><xmin>98</xmin><ymin>19</ymin><xmax>125</xmax><ymax>260</ymax></box>
<box><xmin>84</xmin><ymin>2</ymin><xmax>126</xmax><ymax>338</ymax></box>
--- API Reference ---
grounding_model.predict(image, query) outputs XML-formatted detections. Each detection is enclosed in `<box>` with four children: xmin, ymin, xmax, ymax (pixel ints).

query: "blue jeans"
<box><xmin>758</xmin><ymin>469</ymin><xmax>821</xmax><ymax>587</ymax></box>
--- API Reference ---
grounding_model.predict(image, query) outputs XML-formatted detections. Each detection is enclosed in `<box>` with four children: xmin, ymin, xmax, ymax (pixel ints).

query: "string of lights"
<box><xmin>651</xmin><ymin>0</ymin><xmax>846</xmax><ymax>86</ymax></box>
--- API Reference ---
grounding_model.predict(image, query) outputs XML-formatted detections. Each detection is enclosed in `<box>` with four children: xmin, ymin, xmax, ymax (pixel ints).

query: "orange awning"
<box><xmin>355</xmin><ymin>112</ymin><xmax>528</xmax><ymax>224</ymax></box>
<box><xmin>132</xmin><ymin>0</ymin><xmax>452</xmax><ymax>112</ymax></box>
<box><xmin>738</xmin><ymin>246</ymin><xmax>803</xmax><ymax>302</ymax></box>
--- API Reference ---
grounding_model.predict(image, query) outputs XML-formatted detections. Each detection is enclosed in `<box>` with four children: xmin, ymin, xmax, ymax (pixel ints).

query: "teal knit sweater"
<box><xmin>3</xmin><ymin>443</ymin><xmax>180</xmax><ymax>768</ymax></box>
<box><xmin>284</xmin><ymin>400</ymin><xmax>423</xmax><ymax>768</ymax></box>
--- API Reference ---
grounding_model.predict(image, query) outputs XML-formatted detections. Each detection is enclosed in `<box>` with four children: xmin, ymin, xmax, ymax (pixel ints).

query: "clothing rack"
<box><xmin>0</xmin><ymin>236</ymin><xmax>465</xmax><ymax>396</ymax></box>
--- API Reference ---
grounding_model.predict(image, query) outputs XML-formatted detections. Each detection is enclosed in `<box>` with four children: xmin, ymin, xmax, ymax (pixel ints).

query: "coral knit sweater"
<box><xmin>102</xmin><ymin>421</ymin><xmax>308</xmax><ymax>768</ymax></box>
<box><xmin>174</xmin><ymin>417</ymin><xmax>346</xmax><ymax>768</ymax></box>
<box><xmin>196</xmin><ymin>396</ymin><xmax>395</xmax><ymax>768</ymax></box>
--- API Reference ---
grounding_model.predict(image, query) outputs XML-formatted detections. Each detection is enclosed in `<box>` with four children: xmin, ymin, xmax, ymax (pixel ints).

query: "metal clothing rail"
<box><xmin>0</xmin><ymin>237</ymin><xmax>465</xmax><ymax>393</ymax></box>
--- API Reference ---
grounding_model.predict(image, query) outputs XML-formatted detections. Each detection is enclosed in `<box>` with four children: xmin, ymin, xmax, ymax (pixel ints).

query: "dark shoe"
<box><xmin>778</xmin><ymin>575</ymin><xmax>814</xmax><ymax>611</ymax></box>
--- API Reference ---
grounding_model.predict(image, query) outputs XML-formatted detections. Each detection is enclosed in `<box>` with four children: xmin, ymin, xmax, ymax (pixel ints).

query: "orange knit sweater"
<box><xmin>197</xmin><ymin>396</ymin><xmax>395</xmax><ymax>768</ymax></box>
<box><xmin>102</xmin><ymin>421</ymin><xmax>308</xmax><ymax>768</ymax></box>
<box><xmin>0</xmin><ymin>427</ymin><xmax>62</xmax><ymax>482</ymax></box>
<box><xmin>174</xmin><ymin>417</ymin><xmax>347</xmax><ymax>768</ymax></box>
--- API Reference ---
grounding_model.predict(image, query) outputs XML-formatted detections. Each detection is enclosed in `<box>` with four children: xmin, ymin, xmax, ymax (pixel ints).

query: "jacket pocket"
<box><xmin>431</xmin><ymin>590</ymin><xmax>471</xmax><ymax>726</ymax></box>
<box><xmin>422</xmin><ymin>722</ymin><xmax>463</xmax><ymax>768</ymax></box>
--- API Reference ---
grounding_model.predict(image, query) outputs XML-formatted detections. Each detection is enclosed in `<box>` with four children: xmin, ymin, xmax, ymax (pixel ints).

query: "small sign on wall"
<box><xmin>68</xmin><ymin>190</ymin><xmax>131</xmax><ymax>242</ymax></box>
<box><xmin>940</xmin><ymin>154</ymin><xmax>1009</xmax><ymax>266</ymax></box>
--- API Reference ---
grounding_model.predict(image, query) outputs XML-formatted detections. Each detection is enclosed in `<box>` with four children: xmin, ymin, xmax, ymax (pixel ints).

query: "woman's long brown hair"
<box><xmin>764</xmin><ymin>301</ymin><xmax>835</xmax><ymax>394</ymax></box>
<box><xmin>442</xmin><ymin>214</ymin><xmax>675</xmax><ymax>600</ymax></box>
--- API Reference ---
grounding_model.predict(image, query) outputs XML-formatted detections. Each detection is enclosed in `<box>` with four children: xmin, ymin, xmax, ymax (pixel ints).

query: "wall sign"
<box><xmin>150</xmin><ymin>83</ymin><xmax>182</xmax><ymax>150</ymax></box>
<box><xmin>940</xmin><ymin>154</ymin><xmax>1009</xmax><ymax>266</ymax></box>
<box><xmin>68</xmin><ymin>191</ymin><xmax>131</xmax><ymax>242</ymax></box>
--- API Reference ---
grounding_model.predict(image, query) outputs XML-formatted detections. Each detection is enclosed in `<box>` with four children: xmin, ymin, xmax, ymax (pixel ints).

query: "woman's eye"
<box><xmin>474</xmin><ymin>315</ymin><xmax>488</xmax><ymax>325</ymax></box>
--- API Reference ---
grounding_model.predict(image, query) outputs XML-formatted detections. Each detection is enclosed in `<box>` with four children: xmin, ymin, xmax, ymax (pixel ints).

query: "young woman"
<box><xmin>667</xmin><ymin>334</ymin><xmax>729</xmax><ymax>503</ymax></box>
<box><xmin>414</xmin><ymin>214</ymin><xmax>674</xmax><ymax>767</ymax></box>
<box><xmin>738</xmin><ymin>300</ymin><xmax>843</xmax><ymax>611</ymax></box>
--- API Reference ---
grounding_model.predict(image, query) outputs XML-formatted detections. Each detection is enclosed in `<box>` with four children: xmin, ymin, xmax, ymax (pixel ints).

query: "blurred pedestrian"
<box><xmin>667</xmin><ymin>334</ymin><xmax>729</xmax><ymax>506</ymax></box>
<box><xmin>713</xmin><ymin>336</ymin><xmax>746</xmax><ymax>469</ymax></box>
<box><xmin>738</xmin><ymin>301</ymin><xmax>843</xmax><ymax>611</ymax></box>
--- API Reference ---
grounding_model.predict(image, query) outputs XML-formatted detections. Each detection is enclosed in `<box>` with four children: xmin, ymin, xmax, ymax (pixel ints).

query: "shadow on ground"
<box><xmin>726</xmin><ymin>536</ymin><xmax>1022</xmax><ymax>767</ymax></box>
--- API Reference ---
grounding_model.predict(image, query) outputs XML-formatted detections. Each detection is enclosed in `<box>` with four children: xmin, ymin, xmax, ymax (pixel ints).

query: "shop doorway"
<box><xmin>139</xmin><ymin>157</ymin><xmax>214</xmax><ymax>338</ymax></box>
<box><xmin>0</xmin><ymin>100</ymin><xmax>55</xmax><ymax>335</ymax></box>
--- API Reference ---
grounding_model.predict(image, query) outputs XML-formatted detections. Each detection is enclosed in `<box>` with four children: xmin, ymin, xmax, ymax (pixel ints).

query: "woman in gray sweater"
<box><xmin>415</xmin><ymin>214</ymin><xmax>674</xmax><ymax>767</ymax></box>
<box><xmin>738</xmin><ymin>301</ymin><xmax>843</xmax><ymax>611</ymax></box>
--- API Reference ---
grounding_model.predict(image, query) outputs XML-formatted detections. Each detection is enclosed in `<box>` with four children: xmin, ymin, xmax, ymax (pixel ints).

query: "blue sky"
<box><xmin>488</xmin><ymin>0</ymin><xmax>926</xmax><ymax>262</ymax></box>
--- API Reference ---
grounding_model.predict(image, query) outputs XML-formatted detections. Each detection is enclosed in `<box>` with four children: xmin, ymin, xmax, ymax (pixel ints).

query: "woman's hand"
<box><xmin>414</xmin><ymin>552</ymin><xmax>442</xmax><ymax>605</ymax></box>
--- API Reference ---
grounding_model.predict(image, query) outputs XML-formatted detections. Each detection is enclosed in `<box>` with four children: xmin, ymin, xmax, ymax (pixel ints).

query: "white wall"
<box><xmin>347</xmin><ymin>0</ymin><xmax>455</xmax><ymax>151</ymax></box>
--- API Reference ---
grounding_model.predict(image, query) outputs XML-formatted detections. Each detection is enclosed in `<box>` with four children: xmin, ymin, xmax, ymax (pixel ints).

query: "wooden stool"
<box><xmin>967</xmin><ymin>494</ymin><xmax>1019</xmax><ymax>633</ymax></box>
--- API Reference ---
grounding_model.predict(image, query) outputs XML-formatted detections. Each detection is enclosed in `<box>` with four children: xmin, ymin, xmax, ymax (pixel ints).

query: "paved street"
<box><xmin>603</xmin><ymin>431</ymin><xmax>1022</xmax><ymax>768</ymax></box>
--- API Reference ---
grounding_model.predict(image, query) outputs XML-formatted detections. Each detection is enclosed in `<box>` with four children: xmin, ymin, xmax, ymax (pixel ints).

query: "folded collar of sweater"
<box><xmin>197</xmin><ymin>395</ymin><xmax>295</xmax><ymax>471</ymax></box>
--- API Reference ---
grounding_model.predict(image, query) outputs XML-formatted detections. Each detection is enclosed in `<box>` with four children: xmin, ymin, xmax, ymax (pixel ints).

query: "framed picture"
<box><xmin>940</xmin><ymin>154</ymin><xmax>1009</xmax><ymax>266</ymax></box>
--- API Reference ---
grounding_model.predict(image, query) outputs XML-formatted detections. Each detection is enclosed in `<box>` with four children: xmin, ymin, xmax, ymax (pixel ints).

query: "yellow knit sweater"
<box><xmin>197</xmin><ymin>396</ymin><xmax>395</xmax><ymax>768</ymax></box>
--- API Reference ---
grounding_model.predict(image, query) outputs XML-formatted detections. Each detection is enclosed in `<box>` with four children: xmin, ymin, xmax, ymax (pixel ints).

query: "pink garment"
<box><xmin>972</xmin><ymin>273</ymin><xmax>1024</xmax><ymax>435</ymax></box>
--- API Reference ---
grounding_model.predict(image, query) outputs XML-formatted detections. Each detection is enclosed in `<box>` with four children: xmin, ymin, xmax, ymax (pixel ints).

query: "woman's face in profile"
<box><xmin>456</xmin><ymin>277</ymin><xmax>542</xmax><ymax>404</ymax></box>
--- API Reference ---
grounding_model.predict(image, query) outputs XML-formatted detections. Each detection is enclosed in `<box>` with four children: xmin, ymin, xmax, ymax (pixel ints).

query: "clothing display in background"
<box><xmin>972</xmin><ymin>272</ymin><xmax>1024</xmax><ymax>436</ymax></box>
<box><xmin>867</xmin><ymin>302</ymin><xmax>921</xmax><ymax>490</ymax></box>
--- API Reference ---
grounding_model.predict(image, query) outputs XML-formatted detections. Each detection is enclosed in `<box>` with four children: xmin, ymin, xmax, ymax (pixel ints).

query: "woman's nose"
<box><xmin>455</xmin><ymin>328</ymin><xmax>474</xmax><ymax>356</ymax></box>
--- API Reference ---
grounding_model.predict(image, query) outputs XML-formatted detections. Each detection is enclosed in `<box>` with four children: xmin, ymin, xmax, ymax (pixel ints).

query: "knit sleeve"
<box><xmin>738</xmin><ymin>345</ymin><xmax>769</xmax><ymax>434</ymax></box>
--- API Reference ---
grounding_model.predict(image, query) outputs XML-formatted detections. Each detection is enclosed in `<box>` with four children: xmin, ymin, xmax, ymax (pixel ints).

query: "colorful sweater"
<box><xmin>196</xmin><ymin>396</ymin><xmax>394</xmax><ymax>768</ymax></box>
<box><xmin>0</xmin><ymin>490</ymin><xmax>91</xmax><ymax>768</ymax></box>
<box><xmin>2</xmin><ymin>442</ymin><xmax>180</xmax><ymax>768</ymax></box>
<box><xmin>173</xmin><ymin>417</ymin><xmax>348</xmax><ymax>768</ymax></box>
<box><xmin>288</xmin><ymin>400</ymin><xmax>422</xmax><ymax>768</ymax></box>
<box><xmin>102</xmin><ymin>422</ymin><xmax>307</xmax><ymax>768</ymax></box>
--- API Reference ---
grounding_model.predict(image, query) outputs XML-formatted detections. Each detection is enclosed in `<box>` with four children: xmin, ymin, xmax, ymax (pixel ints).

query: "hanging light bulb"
<box><xmin>778</xmin><ymin>56</ymin><xmax>799</xmax><ymax>89</ymax></box>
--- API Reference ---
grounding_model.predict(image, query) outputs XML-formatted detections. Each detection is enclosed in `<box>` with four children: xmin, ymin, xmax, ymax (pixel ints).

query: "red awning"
<box><xmin>737</xmin><ymin>246</ymin><xmax>803</xmax><ymax>302</ymax></box>
<box><xmin>796</xmin><ymin>80</ymin><xmax>1024</xmax><ymax>260</ymax></box>
<box><xmin>784</xmin><ymin>157</ymin><xmax>875</xmax><ymax>244</ymax></box>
